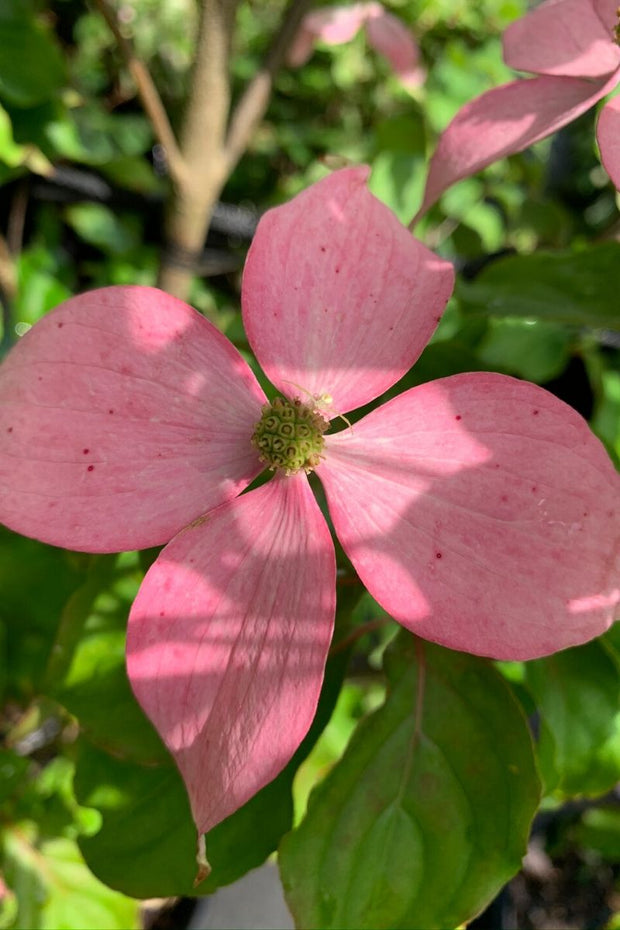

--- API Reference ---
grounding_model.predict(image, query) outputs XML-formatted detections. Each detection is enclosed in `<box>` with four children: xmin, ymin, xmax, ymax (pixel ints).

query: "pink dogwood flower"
<box><xmin>0</xmin><ymin>168</ymin><xmax>618</xmax><ymax>858</ymax></box>
<box><xmin>414</xmin><ymin>0</ymin><xmax>620</xmax><ymax>220</ymax></box>
<box><xmin>288</xmin><ymin>2</ymin><xmax>425</xmax><ymax>90</ymax></box>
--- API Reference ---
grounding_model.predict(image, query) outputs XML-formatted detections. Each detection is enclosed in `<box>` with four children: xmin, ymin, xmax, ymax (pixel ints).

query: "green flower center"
<box><xmin>252</xmin><ymin>395</ymin><xmax>330</xmax><ymax>476</ymax></box>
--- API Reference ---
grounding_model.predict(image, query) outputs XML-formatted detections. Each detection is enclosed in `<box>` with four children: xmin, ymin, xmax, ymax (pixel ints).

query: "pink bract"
<box><xmin>287</xmin><ymin>2</ymin><xmax>425</xmax><ymax>89</ymax></box>
<box><xmin>415</xmin><ymin>0</ymin><xmax>620</xmax><ymax>219</ymax></box>
<box><xmin>1</xmin><ymin>167</ymin><xmax>618</xmax><ymax>855</ymax></box>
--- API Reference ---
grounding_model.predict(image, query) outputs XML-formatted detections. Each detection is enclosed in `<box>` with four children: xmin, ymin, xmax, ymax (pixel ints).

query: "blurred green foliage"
<box><xmin>1</xmin><ymin>0</ymin><xmax>619</xmax><ymax>928</ymax></box>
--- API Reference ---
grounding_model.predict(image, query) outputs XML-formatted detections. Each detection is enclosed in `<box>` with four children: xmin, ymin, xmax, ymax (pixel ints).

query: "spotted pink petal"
<box><xmin>0</xmin><ymin>286</ymin><xmax>265</xmax><ymax>552</ymax></box>
<box><xmin>243</xmin><ymin>167</ymin><xmax>454</xmax><ymax>415</ymax></box>
<box><xmin>319</xmin><ymin>373</ymin><xmax>619</xmax><ymax>661</ymax></box>
<box><xmin>414</xmin><ymin>72</ymin><xmax>618</xmax><ymax>221</ymax></box>
<box><xmin>503</xmin><ymin>0</ymin><xmax>620</xmax><ymax>78</ymax></box>
<box><xmin>365</xmin><ymin>11</ymin><xmax>425</xmax><ymax>88</ymax></box>
<box><xmin>597</xmin><ymin>95</ymin><xmax>620</xmax><ymax>189</ymax></box>
<box><xmin>126</xmin><ymin>474</ymin><xmax>336</xmax><ymax>836</ymax></box>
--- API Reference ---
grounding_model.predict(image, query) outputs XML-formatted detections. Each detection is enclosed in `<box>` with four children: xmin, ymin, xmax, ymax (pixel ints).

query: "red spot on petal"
<box><xmin>83</xmin><ymin>448</ymin><xmax>90</xmax><ymax>455</ymax></box>
<box><xmin>435</xmin><ymin>551</ymin><xmax>442</xmax><ymax>559</ymax></box>
<box><xmin>532</xmin><ymin>409</ymin><xmax>539</xmax><ymax>416</ymax></box>
<box><xmin>531</xmin><ymin>486</ymin><xmax>538</xmax><ymax>493</ymax></box>
<box><xmin>87</xmin><ymin>465</ymin><xmax>94</xmax><ymax>472</ymax></box>
<box><xmin>57</xmin><ymin>322</ymin><xmax>64</xmax><ymax>328</ymax></box>
<box><xmin>320</xmin><ymin>245</ymin><xmax>326</xmax><ymax>252</ymax></box>
<box><xmin>501</xmin><ymin>494</ymin><xmax>508</xmax><ymax>502</ymax></box>
<box><xmin>108</xmin><ymin>409</ymin><xmax>114</xmax><ymax>415</ymax></box>
<box><xmin>455</xmin><ymin>415</ymin><xmax>462</xmax><ymax>421</ymax></box>
<box><xmin>335</xmin><ymin>266</ymin><xmax>341</xmax><ymax>273</ymax></box>
<box><xmin>159</xmin><ymin>611</ymin><xmax>165</xmax><ymax>617</ymax></box>
<box><xmin>6</xmin><ymin>427</ymin><xmax>13</xmax><ymax>433</ymax></box>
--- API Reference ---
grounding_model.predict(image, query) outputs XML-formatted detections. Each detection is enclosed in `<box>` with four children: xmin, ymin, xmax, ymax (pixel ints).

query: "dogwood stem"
<box><xmin>158</xmin><ymin>0</ymin><xmax>238</xmax><ymax>298</ymax></box>
<box><xmin>159</xmin><ymin>0</ymin><xmax>314</xmax><ymax>298</ymax></box>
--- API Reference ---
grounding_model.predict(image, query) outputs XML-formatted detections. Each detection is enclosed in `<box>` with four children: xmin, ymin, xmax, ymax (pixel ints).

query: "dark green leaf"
<box><xmin>0</xmin><ymin>10</ymin><xmax>65</xmax><ymax>106</ymax></box>
<box><xmin>75</xmin><ymin>640</ymin><xmax>353</xmax><ymax>897</ymax></box>
<box><xmin>457</xmin><ymin>244</ymin><xmax>620</xmax><ymax>328</ymax></box>
<box><xmin>280</xmin><ymin>634</ymin><xmax>540</xmax><ymax>930</ymax></box>
<box><xmin>477</xmin><ymin>318</ymin><xmax>571</xmax><ymax>382</ymax></box>
<box><xmin>0</xmin><ymin>528</ymin><xmax>86</xmax><ymax>697</ymax></box>
<box><xmin>525</xmin><ymin>639</ymin><xmax>620</xmax><ymax>798</ymax></box>
<box><xmin>51</xmin><ymin>553</ymin><xmax>168</xmax><ymax>766</ymax></box>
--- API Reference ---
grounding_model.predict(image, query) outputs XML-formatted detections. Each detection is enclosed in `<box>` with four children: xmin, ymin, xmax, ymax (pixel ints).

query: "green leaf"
<box><xmin>0</xmin><ymin>528</ymin><xmax>86</xmax><ymax>697</ymax></box>
<box><xmin>64</xmin><ymin>204</ymin><xmax>141</xmax><ymax>257</ymax></box>
<box><xmin>14</xmin><ymin>244</ymin><xmax>73</xmax><ymax>332</ymax></box>
<box><xmin>74</xmin><ymin>642</ymin><xmax>353</xmax><ymax>898</ymax></box>
<box><xmin>0</xmin><ymin>750</ymin><xmax>29</xmax><ymax>807</ymax></box>
<box><xmin>279</xmin><ymin>634</ymin><xmax>540</xmax><ymax>930</ymax></box>
<box><xmin>2</xmin><ymin>827</ymin><xmax>139</xmax><ymax>930</ymax></box>
<box><xmin>456</xmin><ymin>244</ymin><xmax>620</xmax><ymax>328</ymax></box>
<box><xmin>52</xmin><ymin>553</ymin><xmax>168</xmax><ymax>766</ymax></box>
<box><xmin>369</xmin><ymin>152</ymin><xmax>425</xmax><ymax>226</ymax></box>
<box><xmin>0</xmin><ymin>9</ymin><xmax>65</xmax><ymax>106</ymax></box>
<box><xmin>524</xmin><ymin>639</ymin><xmax>620</xmax><ymax>798</ymax></box>
<box><xmin>73</xmin><ymin>739</ymin><xmax>200</xmax><ymax>898</ymax></box>
<box><xmin>477</xmin><ymin>318</ymin><xmax>571</xmax><ymax>382</ymax></box>
<box><xmin>0</xmin><ymin>103</ymin><xmax>51</xmax><ymax>173</ymax></box>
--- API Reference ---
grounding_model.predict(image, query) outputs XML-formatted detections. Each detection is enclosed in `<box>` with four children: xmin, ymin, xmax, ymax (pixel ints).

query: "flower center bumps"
<box><xmin>252</xmin><ymin>395</ymin><xmax>329</xmax><ymax>475</ymax></box>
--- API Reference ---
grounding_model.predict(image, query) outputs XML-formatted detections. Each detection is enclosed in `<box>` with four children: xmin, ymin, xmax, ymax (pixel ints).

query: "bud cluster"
<box><xmin>251</xmin><ymin>395</ymin><xmax>329</xmax><ymax>476</ymax></box>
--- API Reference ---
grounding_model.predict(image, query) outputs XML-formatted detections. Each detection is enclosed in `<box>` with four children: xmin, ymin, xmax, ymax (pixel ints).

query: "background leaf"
<box><xmin>456</xmin><ymin>244</ymin><xmax>620</xmax><ymax>328</ymax></box>
<box><xmin>2</xmin><ymin>828</ymin><xmax>138</xmax><ymax>930</ymax></box>
<box><xmin>524</xmin><ymin>638</ymin><xmax>620</xmax><ymax>798</ymax></box>
<box><xmin>0</xmin><ymin>5</ymin><xmax>65</xmax><ymax>106</ymax></box>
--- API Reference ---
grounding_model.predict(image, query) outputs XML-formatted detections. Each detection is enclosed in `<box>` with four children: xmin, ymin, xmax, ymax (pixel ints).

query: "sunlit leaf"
<box><xmin>2</xmin><ymin>827</ymin><xmax>138</xmax><ymax>930</ymax></box>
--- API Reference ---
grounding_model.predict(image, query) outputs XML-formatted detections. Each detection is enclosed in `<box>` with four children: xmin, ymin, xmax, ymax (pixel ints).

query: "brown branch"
<box><xmin>97</xmin><ymin>0</ymin><xmax>313</xmax><ymax>301</ymax></box>
<box><xmin>223</xmin><ymin>0</ymin><xmax>313</xmax><ymax>174</ymax></box>
<box><xmin>157</xmin><ymin>0</ymin><xmax>239</xmax><ymax>298</ymax></box>
<box><xmin>0</xmin><ymin>233</ymin><xmax>17</xmax><ymax>336</ymax></box>
<box><xmin>92</xmin><ymin>0</ymin><xmax>187</xmax><ymax>188</ymax></box>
